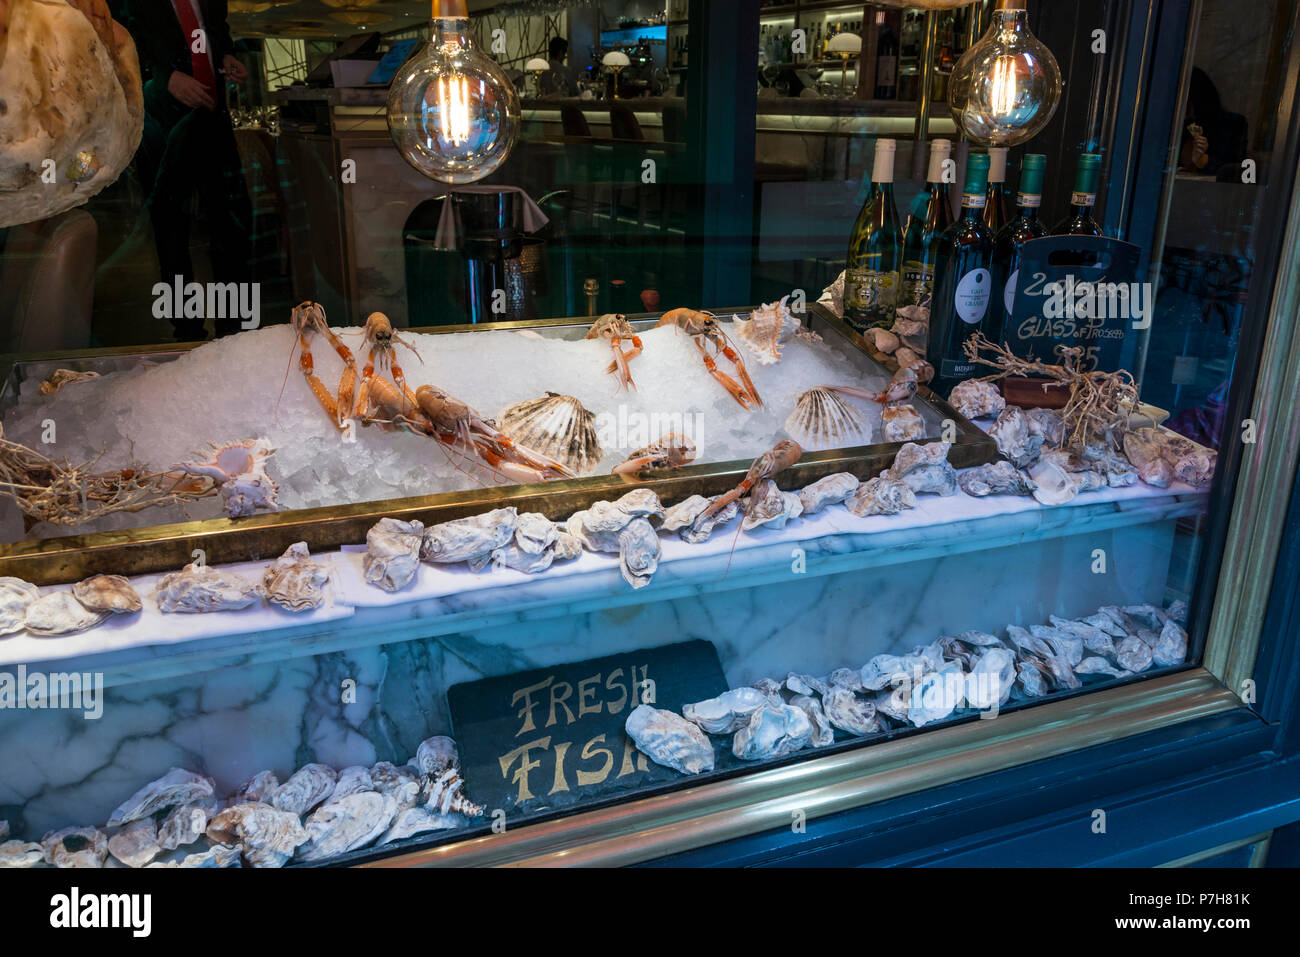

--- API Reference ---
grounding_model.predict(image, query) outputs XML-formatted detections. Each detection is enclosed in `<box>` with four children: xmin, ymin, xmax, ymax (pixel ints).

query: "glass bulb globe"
<box><xmin>948</xmin><ymin>4</ymin><xmax>1062</xmax><ymax>147</ymax></box>
<box><xmin>387</xmin><ymin>18</ymin><xmax>521</xmax><ymax>184</ymax></box>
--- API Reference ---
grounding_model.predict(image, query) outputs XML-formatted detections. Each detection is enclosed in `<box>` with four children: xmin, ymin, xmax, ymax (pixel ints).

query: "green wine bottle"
<box><xmin>1054</xmin><ymin>152</ymin><xmax>1104</xmax><ymax>236</ymax></box>
<box><xmin>927</xmin><ymin>152</ymin><xmax>996</xmax><ymax>395</ymax></box>
<box><xmin>992</xmin><ymin>153</ymin><xmax>1048</xmax><ymax>344</ymax></box>
<box><xmin>897</xmin><ymin>138</ymin><xmax>954</xmax><ymax>327</ymax></box>
<box><xmin>982</xmin><ymin>147</ymin><xmax>1010</xmax><ymax>234</ymax></box>
<box><xmin>844</xmin><ymin>138</ymin><xmax>903</xmax><ymax>331</ymax></box>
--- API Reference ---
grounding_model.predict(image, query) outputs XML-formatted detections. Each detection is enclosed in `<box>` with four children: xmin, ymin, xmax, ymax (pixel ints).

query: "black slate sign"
<box><xmin>447</xmin><ymin>640</ymin><xmax>728</xmax><ymax>817</ymax></box>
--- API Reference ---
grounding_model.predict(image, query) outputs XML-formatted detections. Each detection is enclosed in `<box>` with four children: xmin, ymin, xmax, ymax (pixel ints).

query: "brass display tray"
<box><xmin>0</xmin><ymin>305</ymin><xmax>995</xmax><ymax>584</ymax></box>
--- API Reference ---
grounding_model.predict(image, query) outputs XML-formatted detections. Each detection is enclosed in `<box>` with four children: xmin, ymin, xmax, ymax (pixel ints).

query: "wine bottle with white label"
<box><xmin>1054</xmin><ymin>152</ymin><xmax>1104</xmax><ymax>236</ymax></box>
<box><xmin>992</xmin><ymin>153</ymin><xmax>1048</xmax><ymax>343</ymax></box>
<box><xmin>844</xmin><ymin>138</ymin><xmax>902</xmax><ymax>331</ymax></box>
<box><xmin>897</xmin><ymin>138</ymin><xmax>953</xmax><ymax>329</ymax></box>
<box><xmin>927</xmin><ymin>152</ymin><xmax>996</xmax><ymax>395</ymax></box>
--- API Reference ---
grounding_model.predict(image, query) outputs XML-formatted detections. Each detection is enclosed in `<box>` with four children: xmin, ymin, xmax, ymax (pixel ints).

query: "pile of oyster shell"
<box><xmin>0</xmin><ymin>734</ymin><xmax>483</xmax><ymax>869</ymax></box>
<box><xmin>626</xmin><ymin>601</ymin><xmax>1190</xmax><ymax>774</ymax></box>
<box><xmin>0</xmin><ymin>574</ymin><xmax>141</xmax><ymax>638</ymax></box>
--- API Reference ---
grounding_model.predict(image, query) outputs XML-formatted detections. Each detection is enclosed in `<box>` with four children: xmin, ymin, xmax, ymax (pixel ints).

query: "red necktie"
<box><xmin>171</xmin><ymin>0</ymin><xmax>217</xmax><ymax>93</ymax></box>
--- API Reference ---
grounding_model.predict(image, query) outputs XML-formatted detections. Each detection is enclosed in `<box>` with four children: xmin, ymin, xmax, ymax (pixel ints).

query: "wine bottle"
<box><xmin>1054</xmin><ymin>152</ymin><xmax>1104</xmax><ymax>236</ymax></box>
<box><xmin>927</xmin><ymin>152</ymin><xmax>996</xmax><ymax>395</ymax></box>
<box><xmin>875</xmin><ymin>21</ymin><xmax>898</xmax><ymax>99</ymax></box>
<box><xmin>983</xmin><ymin>147</ymin><xmax>1009</xmax><ymax>234</ymax></box>
<box><xmin>844</xmin><ymin>138</ymin><xmax>903</xmax><ymax>331</ymax></box>
<box><xmin>898</xmin><ymin>138</ymin><xmax>954</xmax><ymax>330</ymax></box>
<box><xmin>992</xmin><ymin>153</ymin><xmax>1048</xmax><ymax>344</ymax></box>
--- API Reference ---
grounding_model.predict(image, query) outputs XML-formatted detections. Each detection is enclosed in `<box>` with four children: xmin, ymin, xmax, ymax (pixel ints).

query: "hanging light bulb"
<box><xmin>948</xmin><ymin>0</ymin><xmax>1062</xmax><ymax>147</ymax></box>
<box><xmin>387</xmin><ymin>0</ymin><xmax>521</xmax><ymax>184</ymax></box>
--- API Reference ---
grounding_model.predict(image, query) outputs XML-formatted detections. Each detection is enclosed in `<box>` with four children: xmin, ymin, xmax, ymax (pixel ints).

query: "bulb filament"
<box><xmin>438</xmin><ymin>74</ymin><xmax>472</xmax><ymax>145</ymax></box>
<box><xmin>991</xmin><ymin>56</ymin><xmax>1016</xmax><ymax>117</ymax></box>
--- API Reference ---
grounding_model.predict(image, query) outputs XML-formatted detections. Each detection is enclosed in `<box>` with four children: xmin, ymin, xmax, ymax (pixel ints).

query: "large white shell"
<box><xmin>1028</xmin><ymin>461</ymin><xmax>1081</xmax><ymax>506</ymax></box>
<box><xmin>364</xmin><ymin>518</ymin><xmax>424</xmax><ymax>592</ymax></box>
<box><xmin>24</xmin><ymin>591</ymin><xmax>108</xmax><ymax>636</ymax></box>
<box><xmin>107</xmin><ymin>818</ymin><xmax>160</xmax><ymax>868</ymax></box>
<box><xmin>206</xmin><ymin>803</ymin><xmax>308</xmax><ymax>869</ymax></box>
<box><xmin>625</xmin><ymin>704</ymin><xmax>715</xmax><ymax>775</ymax></box>
<box><xmin>381</xmin><ymin>806</ymin><xmax>462</xmax><ymax>845</ymax></box>
<box><xmin>499</xmin><ymin>393</ymin><xmax>604</xmax><ymax>475</ymax></box>
<box><xmin>71</xmin><ymin>574</ymin><xmax>141</xmax><ymax>615</ymax></box>
<box><xmin>732</xmin><ymin>702</ymin><xmax>813</xmax><ymax>760</ymax></box>
<box><xmin>948</xmin><ymin>380</ymin><xmax>1006</xmax><ymax>419</ymax></box>
<box><xmin>743</xmin><ymin>479</ymin><xmax>804</xmax><ymax>531</ymax></box>
<box><xmin>735</xmin><ymin>296</ymin><xmax>800</xmax><ymax>365</ymax></box>
<box><xmin>0</xmin><ymin>577</ymin><xmax>40</xmax><ymax>635</ymax></box>
<box><xmin>617</xmin><ymin>518</ymin><xmax>661</xmax><ymax>589</ymax></box>
<box><xmin>787</xmin><ymin>694</ymin><xmax>836</xmax><ymax>747</ymax></box>
<box><xmin>846</xmin><ymin>476</ymin><xmax>917</xmax><ymax>517</ymax></box>
<box><xmin>297</xmin><ymin>791</ymin><xmax>399</xmax><ymax>862</ymax></box>
<box><xmin>42</xmin><ymin>826</ymin><xmax>108</xmax><ymax>868</ymax></box>
<box><xmin>0</xmin><ymin>840</ymin><xmax>44</xmax><ymax>868</ymax></box>
<box><xmin>798</xmin><ymin>472</ymin><xmax>859</xmax><ymax>514</ymax></box>
<box><xmin>884</xmin><ymin>441</ymin><xmax>958</xmax><ymax>496</ymax></box>
<box><xmin>964</xmin><ymin>648</ymin><xmax>1016</xmax><ymax>710</ymax></box>
<box><xmin>786</xmin><ymin>387</ymin><xmax>869</xmax><ymax>449</ymax></box>
<box><xmin>108</xmin><ymin>767</ymin><xmax>216</xmax><ymax>826</ymax></box>
<box><xmin>173</xmin><ymin>437</ymin><xmax>278</xmax><ymax>519</ymax></box>
<box><xmin>262</xmin><ymin>542</ymin><xmax>329</xmax><ymax>612</ymax></box>
<box><xmin>421</xmin><ymin>508</ymin><xmax>517</xmax><ymax>564</ymax></box>
<box><xmin>909</xmin><ymin>662</ymin><xmax>967</xmax><ymax>727</ymax></box>
<box><xmin>422</xmin><ymin>768</ymin><xmax>485</xmax><ymax>817</ymax></box>
<box><xmin>270</xmin><ymin>763</ymin><xmax>337</xmax><ymax>816</ymax></box>
<box><xmin>989</xmin><ymin>406</ymin><xmax>1044</xmax><ymax>469</ymax></box>
<box><xmin>155</xmin><ymin>564</ymin><xmax>261</xmax><ymax>614</ymax></box>
<box><xmin>682</xmin><ymin>686</ymin><xmax>769</xmax><ymax>735</ymax></box>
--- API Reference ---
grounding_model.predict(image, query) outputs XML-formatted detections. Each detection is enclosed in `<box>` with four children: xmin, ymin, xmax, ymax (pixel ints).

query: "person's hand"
<box><xmin>223</xmin><ymin>55</ymin><xmax>248</xmax><ymax>82</ymax></box>
<box><xmin>168</xmin><ymin>70</ymin><xmax>215</xmax><ymax>110</ymax></box>
<box><xmin>1191</xmin><ymin>134</ymin><xmax>1209</xmax><ymax>169</ymax></box>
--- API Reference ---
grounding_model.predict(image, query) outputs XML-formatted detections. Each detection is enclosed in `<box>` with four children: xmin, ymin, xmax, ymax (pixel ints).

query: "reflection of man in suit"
<box><xmin>122</xmin><ymin>1</ymin><xmax>253</xmax><ymax>340</ymax></box>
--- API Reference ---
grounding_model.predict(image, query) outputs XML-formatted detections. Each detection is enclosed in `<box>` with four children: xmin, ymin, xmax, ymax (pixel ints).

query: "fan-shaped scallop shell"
<box><xmin>499</xmin><ymin>393</ymin><xmax>603</xmax><ymax>475</ymax></box>
<box><xmin>786</xmin><ymin>387</ymin><xmax>868</xmax><ymax>449</ymax></box>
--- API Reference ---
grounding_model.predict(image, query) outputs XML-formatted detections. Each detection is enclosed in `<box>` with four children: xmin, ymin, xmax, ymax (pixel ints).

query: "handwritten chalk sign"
<box><xmin>447</xmin><ymin>640</ymin><xmax>727</xmax><ymax>816</ymax></box>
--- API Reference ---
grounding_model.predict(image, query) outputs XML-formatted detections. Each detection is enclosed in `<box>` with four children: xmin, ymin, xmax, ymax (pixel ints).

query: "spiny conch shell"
<box><xmin>108</xmin><ymin>818</ymin><xmax>159</xmax><ymax>869</ymax></box>
<box><xmin>155</xmin><ymin>564</ymin><xmax>260</xmax><ymax>614</ymax></box>
<box><xmin>732</xmin><ymin>702</ymin><xmax>813</xmax><ymax>760</ymax></box>
<box><xmin>0</xmin><ymin>840</ymin><xmax>44</xmax><ymax>868</ymax></box>
<box><xmin>884</xmin><ymin>441</ymin><xmax>958</xmax><ymax>496</ymax></box>
<box><xmin>958</xmin><ymin>461</ymin><xmax>1036</xmax><ymax>497</ymax></box>
<box><xmin>172</xmin><ymin>437</ymin><xmax>278</xmax><ymax>519</ymax></box>
<box><xmin>206</xmin><ymin>803</ymin><xmax>308</xmax><ymax>869</ymax></box>
<box><xmin>787</xmin><ymin>694</ymin><xmax>836</xmax><ymax>747</ymax></box>
<box><xmin>1025</xmin><ymin>408</ymin><xmax>1066</xmax><ymax>447</ymax></box>
<box><xmin>108</xmin><ymin>767</ymin><xmax>216</xmax><ymax>826</ymax></box>
<box><xmin>0</xmin><ymin>577</ymin><xmax>40</xmax><ymax>635</ymax></box>
<box><xmin>682</xmin><ymin>686</ymin><xmax>770</xmax><ymax>735</ymax></box>
<box><xmin>271</xmin><ymin>763</ymin><xmax>337</xmax><ymax>816</ymax></box>
<box><xmin>414</xmin><ymin>736</ymin><xmax>459</xmax><ymax>776</ymax></box>
<box><xmin>735</xmin><ymin>296</ymin><xmax>800</xmax><ymax>365</ymax></box>
<box><xmin>1028</xmin><ymin>461</ymin><xmax>1081</xmax><ymax>506</ymax></box>
<box><xmin>846</xmin><ymin>476</ymin><xmax>916</xmax><ymax>517</ymax></box>
<box><xmin>948</xmin><ymin>379</ymin><xmax>1006</xmax><ymax>419</ymax></box>
<box><xmin>420</xmin><ymin>509</ymin><xmax>515</xmax><ymax>565</ymax></box>
<box><xmin>743</xmin><ymin>479</ymin><xmax>804</xmax><ymax>531</ymax></box>
<box><xmin>297</xmin><ymin>791</ymin><xmax>399</xmax><ymax>863</ymax></box>
<box><xmin>423</xmin><ymin>768</ymin><xmax>485</xmax><ymax>818</ymax></box>
<box><xmin>661</xmin><ymin>494</ymin><xmax>711</xmax><ymax>531</ymax></box>
<box><xmin>42</xmin><ymin>826</ymin><xmax>108</xmax><ymax>868</ymax></box>
<box><xmin>499</xmin><ymin>393</ymin><xmax>603</xmax><ymax>475</ymax></box>
<box><xmin>822</xmin><ymin>687</ymin><xmax>880</xmax><ymax>735</ymax></box>
<box><xmin>232</xmin><ymin>770</ymin><xmax>279</xmax><ymax>805</ymax></box>
<box><xmin>327</xmin><ymin>766</ymin><xmax>375</xmax><ymax>804</ymax></box>
<box><xmin>909</xmin><ymin>662</ymin><xmax>967</xmax><ymax>727</ymax></box>
<box><xmin>262</xmin><ymin>542</ymin><xmax>329</xmax><ymax>612</ymax></box>
<box><xmin>24</xmin><ymin>591</ymin><xmax>109</xmax><ymax>636</ymax></box>
<box><xmin>381</xmin><ymin>806</ymin><xmax>461</xmax><ymax>845</ymax></box>
<box><xmin>39</xmin><ymin>369</ymin><xmax>100</xmax><ymax>395</ymax></box>
<box><xmin>72</xmin><ymin>574</ymin><xmax>142</xmax><ymax>615</ymax></box>
<box><xmin>365</xmin><ymin>517</ymin><xmax>424</xmax><ymax>592</ymax></box>
<box><xmin>625</xmin><ymin>704</ymin><xmax>716</xmax><ymax>775</ymax></box>
<box><xmin>158</xmin><ymin>804</ymin><xmax>213</xmax><ymax>851</ymax></box>
<box><xmin>618</xmin><ymin>517</ymin><xmax>661</xmax><ymax>589</ymax></box>
<box><xmin>964</xmin><ymin>648</ymin><xmax>1016</xmax><ymax>710</ymax></box>
<box><xmin>798</xmin><ymin>472</ymin><xmax>859</xmax><ymax>515</ymax></box>
<box><xmin>989</xmin><ymin>406</ymin><xmax>1044</xmax><ymax>469</ymax></box>
<box><xmin>681</xmin><ymin>496</ymin><xmax>740</xmax><ymax>544</ymax></box>
<box><xmin>882</xmin><ymin>404</ymin><xmax>925</xmax><ymax>443</ymax></box>
<box><xmin>785</xmin><ymin>387</ymin><xmax>868</xmax><ymax>450</ymax></box>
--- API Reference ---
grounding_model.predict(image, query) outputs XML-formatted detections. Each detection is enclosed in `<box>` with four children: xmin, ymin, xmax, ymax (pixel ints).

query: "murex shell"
<box><xmin>364</xmin><ymin>517</ymin><xmax>424</xmax><ymax>592</ymax></box>
<box><xmin>785</xmin><ymin>387</ymin><xmax>868</xmax><ymax>449</ymax></box>
<box><xmin>72</xmin><ymin>574</ymin><xmax>141</xmax><ymax>615</ymax></box>
<box><xmin>499</xmin><ymin>393</ymin><xmax>604</xmax><ymax>475</ymax></box>
<box><xmin>109</xmin><ymin>767</ymin><xmax>216</xmax><ymax>826</ymax></box>
<box><xmin>297</xmin><ymin>791</ymin><xmax>398</xmax><ymax>862</ymax></box>
<box><xmin>625</xmin><ymin>704</ymin><xmax>716</xmax><ymax>775</ymax></box>
<box><xmin>24</xmin><ymin>591</ymin><xmax>109</xmax><ymax>636</ymax></box>
<box><xmin>884</xmin><ymin>441</ymin><xmax>958</xmax><ymax>496</ymax></box>
<box><xmin>270</xmin><ymin>763</ymin><xmax>337</xmax><ymax>816</ymax></box>
<box><xmin>206</xmin><ymin>803</ymin><xmax>308</xmax><ymax>868</ymax></box>
<box><xmin>423</xmin><ymin>768</ymin><xmax>485</xmax><ymax>818</ymax></box>
<box><xmin>262</xmin><ymin>542</ymin><xmax>329</xmax><ymax>611</ymax></box>
<box><xmin>798</xmin><ymin>472</ymin><xmax>859</xmax><ymax>514</ymax></box>
<box><xmin>0</xmin><ymin>577</ymin><xmax>41</xmax><ymax>635</ymax></box>
<box><xmin>683</xmin><ymin>686</ymin><xmax>769</xmax><ymax>735</ymax></box>
<box><xmin>736</xmin><ymin>296</ymin><xmax>801</xmax><ymax>365</ymax></box>
<box><xmin>155</xmin><ymin>563</ymin><xmax>261</xmax><ymax>614</ymax></box>
<box><xmin>948</xmin><ymin>379</ymin><xmax>1006</xmax><ymax>419</ymax></box>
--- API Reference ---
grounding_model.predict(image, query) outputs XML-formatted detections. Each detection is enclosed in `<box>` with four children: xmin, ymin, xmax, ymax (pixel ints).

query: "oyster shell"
<box><xmin>327</xmin><ymin>766</ymin><xmax>375</xmax><ymax>804</ymax></box>
<box><xmin>158</xmin><ymin>804</ymin><xmax>212</xmax><ymax>851</ymax></box>
<box><xmin>1028</xmin><ymin>461</ymin><xmax>1081</xmax><ymax>506</ymax></box>
<box><xmin>989</xmin><ymin>406</ymin><xmax>1044</xmax><ymax>469</ymax></box>
<box><xmin>846</xmin><ymin>476</ymin><xmax>917</xmax><ymax>517</ymax></box>
<box><xmin>1049</xmin><ymin>616</ymin><xmax>1117</xmax><ymax>658</ymax></box>
<box><xmin>958</xmin><ymin>461</ymin><xmax>1036</xmax><ymax>497</ymax></box>
<box><xmin>24</xmin><ymin>591</ymin><xmax>108</xmax><ymax>636</ymax></box>
<box><xmin>732</xmin><ymin>702</ymin><xmax>813</xmax><ymax>760</ymax></box>
<box><xmin>909</xmin><ymin>662</ymin><xmax>967</xmax><ymax>727</ymax></box>
<box><xmin>866</xmin><ymin>327</ymin><xmax>900</xmax><ymax>354</ymax></box>
<box><xmin>0</xmin><ymin>577</ymin><xmax>40</xmax><ymax>635</ymax></box>
<box><xmin>1076</xmin><ymin>657</ymin><xmax>1130</xmax><ymax>679</ymax></box>
<box><xmin>948</xmin><ymin>379</ymin><xmax>1005</xmax><ymax>419</ymax></box>
<box><xmin>108</xmin><ymin>767</ymin><xmax>215</xmax><ymax>826</ymax></box>
<box><xmin>964</xmin><ymin>648</ymin><xmax>1016</xmax><ymax>710</ymax></box>
<box><xmin>742</xmin><ymin>479</ymin><xmax>804</xmax><ymax>531</ymax></box>
<box><xmin>42</xmin><ymin>826</ymin><xmax>108</xmax><ymax>868</ymax></box>
<box><xmin>297</xmin><ymin>791</ymin><xmax>398</xmax><ymax>862</ymax></box>
<box><xmin>108</xmin><ymin>818</ymin><xmax>159</xmax><ymax>868</ymax></box>
<box><xmin>735</xmin><ymin>296</ymin><xmax>801</xmax><ymax>365</ymax></box>
<box><xmin>499</xmin><ymin>393</ymin><xmax>604</xmax><ymax>475</ymax></box>
<box><xmin>753</xmin><ymin>677</ymin><xmax>785</xmax><ymax>702</ymax></box>
<box><xmin>155</xmin><ymin>563</ymin><xmax>261</xmax><ymax>614</ymax></box>
<box><xmin>683</xmin><ymin>686</ymin><xmax>770</xmax><ymax>735</ymax></box>
<box><xmin>178</xmin><ymin>844</ymin><xmax>241</xmax><ymax>868</ymax></box>
<box><xmin>823</xmin><ymin>687</ymin><xmax>880</xmax><ymax>735</ymax></box>
<box><xmin>568</xmin><ymin>501</ymin><xmax>632</xmax><ymax>553</ymax></box>
<box><xmin>662</xmin><ymin>494</ymin><xmax>711</xmax><ymax>531</ymax></box>
<box><xmin>1153</xmin><ymin>618</ymin><xmax>1188</xmax><ymax>667</ymax></box>
<box><xmin>232</xmin><ymin>770</ymin><xmax>279</xmax><ymax>805</ymax></box>
<box><xmin>262</xmin><ymin>542</ymin><xmax>329</xmax><ymax>612</ymax></box>
<box><xmin>784</xmin><ymin>672</ymin><xmax>828</xmax><ymax>697</ymax></box>
<box><xmin>884</xmin><ymin>441</ymin><xmax>958</xmax><ymax>496</ymax></box>
<box><xmin>882</xmin><ymin>404</ymin><xmax>925</xmax><ymax>443</ymax></box>
<box><xmin>1024</xmin><ymin>408</ymin><xmax>1066</xmax><ymax>447</ymax></box>
<box><xmin>829</xmin><ymin>667</ymin><xmax>865</xmax><ymax>691</ymax></box>
<box><xmin>891</xmin><ymin>317</ymin><xmax>927</xmax><ymax>352</ymax></box>
<box><xmin>625</xmin><ymin>704</ymin><xmax>715</xmax><ymax>775</ymax></box>
<box><xmin>206</xmin><ymin>803</ymin><xmax>308</xmax><ymax>869</ymax></box>
<box><xmin>270</xmin><ymin>763</ymin><xmax>337</xmax><ymax>816</ymax></box>
<box><xmin>39</xmin><ymin>369</ymin><xmax>101</xmax><ymax>395</ymax></box>
<box><xmin>616</xmin><ymin>488</ymin><xmax>665</xmax><ymax>523</ymax></box>
<box><xmin>381</xmin><ymin>806</ymin><xmax>462</xmax><ymax>845</ymax></box>
<box><xmin>173</xmin><ymin>437</ymin><xmax>278</xmax><ymax>519</ymax></box>
<box><xmin>421</xmin><ymin>509</ymin><xmax>517</xmax><ymax>565</ymax></box>
<box><xmin>364</xmin><ymin>517</ymin><xmax>424</xmax><ymax>592</ymax></box>
<box><xmin>423</xmin><ymin>769</ymin><xmax>485</xmax><ymax>818</ymax></box>
<box><xmin>1138</xmin><ymin>458</ymin><xmax>1174</xmax><ymax>488</ymax></box>
<box><xmin>370</xmin><ymin>762</ymin><xmax>422</xmax><ymax>810</ymax></box>
<box><xmin>553</xmin><ymin>529</ymin><xmax>584</xmax><ymax>561</ymax></box>
<box><xmin>1116</xmin><ymin>636</ymin><xmax>1154</xmax><ymax>673</ymax></box>
<box><xmin>787</xmin><ymin>694</ymin><xmax>836</xmax><ymax>747</ymax></box>
<box><xmin>414</xmin><ymin>736</ymin><xmax>459</xmax><ymax>776</ymax></box>
<box><xmin>515</xmin><ymin>513</ymin><xmax>558</xmax><ymax>555</ymax></box>
<box><xmin>680</xmin><ymin>496</ymin><xmax>740</xmax><ymax>544</ymax></box>
<box><xmin>1015</xmin><ymin>659</ymin><xmax>1051</xmax><ymax>698</ymax></box>
<box><xmin>618</xmin><ymin>517</ymin><xmax>661</xmax><ymax>589</ymax></box>
<box><xmin>0</xmin><ymin>840</ymin><xmax>44</xmax><ymax>868</ymax></box>
<box><xmin>71</xmin><ymin>574</ymin><xmax>141</xmax><ymax>615</ymax></box>
<box><xmin>798</xmin><ymin>472</ymin><xmax>859</xmax><ymax>514</ymax></box>
<box><xmin>785</xmin><ymin>387</ymin><xmax>868</xmax><ymax>449</ymax></box>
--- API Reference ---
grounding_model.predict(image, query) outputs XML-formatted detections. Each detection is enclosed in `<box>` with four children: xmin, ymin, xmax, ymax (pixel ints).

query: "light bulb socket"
<box><xmin>431</xmin><ymin>0</ymin><xmax>469</xmax><ymax>18</ymax></box>
<box><xmin>996</xmin><ymin>0</ymin><xmax>1028</xmax><ymax>10</ymax></box>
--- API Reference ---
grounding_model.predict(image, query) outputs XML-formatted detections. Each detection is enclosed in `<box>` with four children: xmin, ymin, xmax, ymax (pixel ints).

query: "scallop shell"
<box><xmin>786</xmin><ymin>387</ymin><xmax>868</xmax><ymax>449</ymax></box>
<box><xmin>884</xmin><ymin>441</ymin><xmax>958</xmax><ymax>496</ymax></box>
<box><xmin>262</xmin><ymin>542</ymin><xmax>329</xmax><ymax>612</ymax></box>
<box><xmin>108</xmin><ymin>767</ymin><xmax>216</xmax><ymax>826</ymax></box>
<box><xmin>881</xmin><ymin>404</ymin><xmax>925</xmax><ymax>443</ymax></box>
<box><xmin>108</xmin><ymin>818</ymin><xmax>160</xmax><ymax>868</ymax></box>
<box><xmin>958</xmin><ymin>461</ymin><xmax>1037</xmax><ymax>497</ymax></box>
<box><xmin>423</xmin><ymin>768</ymin><xmax>485</xmax><ymax>818</ymax></box>
<box><xmin>822</xmin><ymin>687</ymin><xmax>881</xmax><ymax>735</ymax></box>
<box><xmin>625</xmin><ymin>704</ymin><xmax>715</xmax><ymax>775</ymax></box>
<box><xmin>787</xmin><ymin>694</ymin><xmax>836</xmax><ymax>747</ymax></box>
<box><xmin>618</xmin><ymin>517</ymin><xmax>661</xmax><ymax>589</ymax></box>
<box><xmin>0</xmin><ymin>840</ymin><xmax>44</xmax><ymax>868</ymax></box>
<box><xmin>735</xmin><ymin>296</ymin><xmax>800</xmax><ymax>365</ymax></box>
<box><xmin>71</xmin><ymin>574</ymin><xmax>141</xmax><ymax>615</ymax></box>
<box><xmin>206</xmin><ymin>803</ymin><xmax>308</xmax><ymax>869</ymax></box>
<box><xmin>798</xmin><ymin>472</ymin><xmax>859</xmax><ymax>514</ymax></box>
<box><xmin>846</xmin><ymin>476</ymin><xmax>917</xmax><ymax>517</ymax></box>
<box><xmin>499</xmin><ymin>393</ymin><xmax>603</xmax><ymax>475</ymax></box>
<box><xmin>420</xmin><ymin>509</ymin><xmax>516</xmax><ymax>565</ymax></box>
<box><xmin>683</xmin><ymin>686</ymin><xmax>769</xmax><ymax>735</ymax></box>
<box><xmin>948</xmin><ymin>379</ymin><xmax>1006</xmax><ymax>419</ymax></box>
<box><xmin>156</xmin><ymin>563</ymin><xmax>261</xmax><ymax>614</ymax></box>
<box><xmin>24</xmin><ymin>591</ymin><xmax>109</xmax><ymax>636</ymax></box>
<box><xmin>732</xmin><ymin>702</ymin><xmax>813</xmax><ymax>760</ymax></box>
<box><xmin>297</xmin><ymin>791</ymin><xmax>399</xmax><ymax>862</ymax></box>
<box><xmin>0</xmin><ymin>577</ymin><xmax>40</xmax><ymax>635</ymax></box>
<box><xmin>381</xmin><ymin>806</ymin><xmax>462</xmax><ymax>845</ymax></box>
<box><xmin>364</xmin><ymin>517</ymin><xmax>424</xmax><ymax>592</ymax></box>
<box><xmin>414</xmin><ymin>736</ymin><xmax>459</xmax><ymax>776</ymax></box>
<box><xmin>270</xmin><ymin>763</ymin><xmax>337</xmax><ymax>816</ymax></box>
<box><xmin>42</xmin><ymin>826</ymin><xmax>108</xmax><ymax>868</ymax></box>
<box><xmin>158</xmin><ymin>803</ymin><xmax>213</xmax><ymax>851</ymax></box>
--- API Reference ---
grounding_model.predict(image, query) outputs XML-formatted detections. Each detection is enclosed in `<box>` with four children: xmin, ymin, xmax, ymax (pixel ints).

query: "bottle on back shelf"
<box><xmin>898</xmin><ymin>137</ymin><xmax>954</xmax><ymax>332</ymax></box>
<box><xmin>927</xmin><ymin>152</ymin><xmax>996</xmax><ymax>395</ymax></box>
<box><xmin>1054</xmin><ymin>152</ymin><xmax>1104</xmax><ymax>236</ymax></box>
<box><xmin>844</xmin><ymin>139</ymin><xmax>903</xmax><ymax>332</ymax></box>
<box><xmin>992</xmin><ymin>153</ymin><xmax>1048</xmax><ymax>344</ymax></box>
<box><xmin>875</xmin><ymin>18</ymin><xmax>898</xmax><ymax>99</ymax></box>
<box><xmin>983</xmin><ymin>147</ymin><xmax>1009</xmax><ymax>234</ymax></box>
